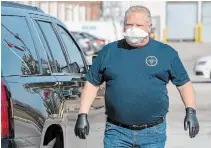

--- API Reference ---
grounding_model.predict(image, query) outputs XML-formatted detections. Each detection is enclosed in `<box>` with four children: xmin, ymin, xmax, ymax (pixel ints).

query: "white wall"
<box><xmin>64</xmin><ymin>21</ymin><xmax>123</xmax><ymax>42</ymax></box>
<box><xmin>49</xmin><ymin>2</ymin><xmax>58</xmax><ymax>18</ymax></box>
<box><xmin>79</xmin><ymin>6</ymin><xmax>86</xmax><ymax>21</ymax></box>
<box><xmin>39</xmin><ymin>1</ymin><xmax>49</xmax><ymax>14</ymax></box>
<box><xmin>66</xmin><ymin>4</ymin><xmax>73</xmax><ymax>21</ymax></box>
<box><xmin>198</xmin><ymin>1</ymin><xmax>202</xmax><ymax>23</ymax></box>
<box><xmin>58</xmin><ymin>3</ymin><xmax>65</xmax><ymax>22</ymax></box>
<box><xmin>73</xmin><ymin>5</ymin><xmax>80</xmax><ymax>22</ymax></box>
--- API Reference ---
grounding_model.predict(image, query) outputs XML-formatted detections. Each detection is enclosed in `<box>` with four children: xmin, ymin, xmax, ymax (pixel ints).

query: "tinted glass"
<box><xmin>38</xmin><ymin>21</ymin><xmax>68</xmax><ymax>73</ymax></box>
<box><xmin>33</xmin><ymin>20</ymin><xmax>52</xmax><ymax>75</ymax></box>
<box><xmin>57</xmin><ymin>25</ymin><xmax>85</xmax><ymax>73</ymax></box>
<box><xmin>81</xmin><ymin>33</ymin><xmax>97</xmax><ymax>40</ymax></box>
<box><xmin>71</xmin><ymin>32</ymin><xmax>83</xmax><ymax>40</ymax></box>
<box><xmin>1</xmin><ymin>16</ymin><xmax>40</xmax><ymax>76</ymax></box>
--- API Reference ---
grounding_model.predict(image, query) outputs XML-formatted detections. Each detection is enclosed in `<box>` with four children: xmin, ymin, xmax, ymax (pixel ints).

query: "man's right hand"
<box><xmin>74</xmin><ymin>113</ymin><xmax>90</xmax><ymax>139</ymax></box>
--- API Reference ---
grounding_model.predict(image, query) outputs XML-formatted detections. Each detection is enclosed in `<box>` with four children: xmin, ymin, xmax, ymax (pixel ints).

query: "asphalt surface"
<box><xmin>66</xmin><ymin>42</ymin><xmax>211</xmax><ymax>148</ymax></box>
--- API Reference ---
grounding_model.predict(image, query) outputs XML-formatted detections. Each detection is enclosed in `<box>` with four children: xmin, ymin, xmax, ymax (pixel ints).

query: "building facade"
<box><xmin>17</xmin><ymin>1</ymin><xmax>102</xmax><ymax>22</ymax></box>
<box><xmin>103</xmin><ymin>1</ymin><xmax>211</xmax><ymax>43</ymax></box>
<box><xmin>17</xmin><ymin>1</ymin><xmax>211</xmax><ymax>42</ymax></box>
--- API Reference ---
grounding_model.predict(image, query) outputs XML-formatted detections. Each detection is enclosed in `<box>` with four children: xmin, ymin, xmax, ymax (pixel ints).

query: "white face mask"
<box><xmin>123</xmin><ymin>27</ymin><xmax>149</xmax><ymax>44</ymax></box>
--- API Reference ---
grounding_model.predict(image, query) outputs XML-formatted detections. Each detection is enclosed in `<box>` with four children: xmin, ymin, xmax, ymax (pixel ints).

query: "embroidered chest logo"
<box><xmin>146</xmin><ymin>56</ymin><xmax>158</xmax><ymax>67</ymax></box>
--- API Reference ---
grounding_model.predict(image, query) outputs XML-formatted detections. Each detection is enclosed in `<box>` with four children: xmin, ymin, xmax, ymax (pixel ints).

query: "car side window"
<box><xmin>33</xmin><ymin>20</ymin><xmax>53</xmax><ymax>75</ymax></box>
<box><xmin>1</xmin><ymin>16</ymin><xmax>40</xmax><ymax>76</ymax></box>
<box><xmin>81</xmin><ymin>33</ymin><xmax>97</xmax><ymax>40</ymax></box>
<box><xmin>57</xmin><ymin>25</ymin><xmax>86</xmax><ymax>73</ymax></box>
<box><xmin>37</xmin><ymin>21</ymin><xmax>69</xmax><ymax>73</ymax></box>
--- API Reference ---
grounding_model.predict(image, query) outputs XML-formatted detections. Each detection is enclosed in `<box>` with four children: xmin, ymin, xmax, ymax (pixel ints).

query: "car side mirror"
<box><xmin>69</xmin><ymin>62</ymin><xmax>80</xmax><ymax>73</ymax></box>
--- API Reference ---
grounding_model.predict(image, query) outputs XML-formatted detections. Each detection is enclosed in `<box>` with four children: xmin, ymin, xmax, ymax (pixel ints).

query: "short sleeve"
<box><xmin>169</xmin><ymin>52</ymin><xmax>190</xmax><ymax>86</ymax></box>
<box><xmin>85</xmin><ymin>46</ymin><xmax>108</xmax><ymax>86</ymax></box>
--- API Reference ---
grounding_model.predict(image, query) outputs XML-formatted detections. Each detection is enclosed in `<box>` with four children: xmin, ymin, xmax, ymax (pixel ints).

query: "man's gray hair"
<box><xmin>124</xmin><ymin>5</ymin><xmax>152</xmax><ymax>25</ymax></box>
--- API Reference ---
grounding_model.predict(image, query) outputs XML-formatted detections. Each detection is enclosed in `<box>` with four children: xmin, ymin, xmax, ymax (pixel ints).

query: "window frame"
<box><xmin>53</xmin><ymin>23</ymin><xmax>89</xmax><ymax>73</ymax></box>
<box><xmin>31</xmin><ymin>19</ymin><xmax>55</xmax><ymax>75</ymax></box>
<box><xmin>34</xmin><ymin>19</ymin><xmax>71</xmax><ymax>74</ymax></box>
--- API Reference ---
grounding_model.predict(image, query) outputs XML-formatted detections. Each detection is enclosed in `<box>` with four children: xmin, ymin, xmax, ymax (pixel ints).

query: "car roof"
<box><xmin>1</xmin><ymin>1</ymin><xmax>44</xmax><ymax>13</ymax></box>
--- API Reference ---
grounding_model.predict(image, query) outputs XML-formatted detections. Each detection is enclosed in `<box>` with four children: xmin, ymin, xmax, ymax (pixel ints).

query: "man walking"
<box><xmin>74</xmin><ymin>6</ymin><xmax>199</xmax><ymax>148</ymax></box>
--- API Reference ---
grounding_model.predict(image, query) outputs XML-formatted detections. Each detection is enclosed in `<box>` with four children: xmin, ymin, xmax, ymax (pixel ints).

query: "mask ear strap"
<box><xmin>149</xmin><ymin>24</ymin><xmax>152</xmax><ymax>34</ymax></box>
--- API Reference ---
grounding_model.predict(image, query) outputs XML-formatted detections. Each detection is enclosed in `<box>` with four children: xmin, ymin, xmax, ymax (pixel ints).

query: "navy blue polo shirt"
<box><xmin>85</xmin><ymin>38</ymin><xmax>190</xmax><ymax>125</ymax></box>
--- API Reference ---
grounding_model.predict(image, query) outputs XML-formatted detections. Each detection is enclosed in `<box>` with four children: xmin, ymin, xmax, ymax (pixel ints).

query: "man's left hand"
<box><xmin>184</xmin><ymin>107</ymin><xmax>199</xmax><ymax>138</ymax></box>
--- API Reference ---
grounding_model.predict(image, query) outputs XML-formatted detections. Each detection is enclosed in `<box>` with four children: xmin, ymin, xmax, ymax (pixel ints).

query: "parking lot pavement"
<box><xmin>66</xmin><ymin>43</ymin><xmax>211</xmax><ymax>148</ymax></box>
<box><xmin>168</xmin><ymin>42</ymin><xmax>211</xmax><ymax>81</ymax></box>
<box><xmin>66</xmin><ymin>82</ymin><xmax>211</xmax><ymax>148</ymax></box>
<box><xmin>166</xmin><ymin>43</ymin><xmax>211</xmax><ymax>148</ymax></box>
<box><xmin>166</xmin><ymin>82</ymin><xmax>211</xmax><ymax>148</ymax></box>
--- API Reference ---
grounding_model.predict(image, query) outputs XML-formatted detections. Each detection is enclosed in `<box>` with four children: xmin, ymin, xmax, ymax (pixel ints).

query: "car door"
<box><xmin>1</xmin><ymin>8</ymin><xmax>60</xmax><ymax>147</ymax></box>
<box><xmin>52</xmin><ymin>21</ymin><xmax>106</xmax><ymax>148</ymax></box>
<box><xmin>30</xmin><ymin>16</ymin><xmax>89</xmax><ymax>147</ymax></box>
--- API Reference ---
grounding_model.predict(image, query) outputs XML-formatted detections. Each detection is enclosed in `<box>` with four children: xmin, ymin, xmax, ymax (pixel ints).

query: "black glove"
<box><xmin>184</xmin><ymin>107</ymin><xmax>199</xmax><ymax>138</ymax></box>
<box><xmin>74</xmin><ymin>113</ymin><xmax>90</xmax><ymax>139</ymax></box>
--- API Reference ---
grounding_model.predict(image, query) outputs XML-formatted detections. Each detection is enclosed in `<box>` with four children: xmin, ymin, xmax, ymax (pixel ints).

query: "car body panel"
<box><xmin>1</xmin><ymin>5</ymin><xmax>28</xmax><ymax>16</ymax></box>
<box><xmin>2</xmin><ymin>75</ymin><xmax>60</xmax><ymax>147</ymax></box>
<box><xmin>1</xmin><ymin>4</ymin><xmax>64</xmax><ymax>148</ymax></box>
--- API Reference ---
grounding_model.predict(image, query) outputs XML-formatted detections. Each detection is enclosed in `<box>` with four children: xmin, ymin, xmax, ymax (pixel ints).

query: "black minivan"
<box><xmin>1</xmin><ymin>2</ymin><xmax>104</xmax><ymax>148</ymax></box>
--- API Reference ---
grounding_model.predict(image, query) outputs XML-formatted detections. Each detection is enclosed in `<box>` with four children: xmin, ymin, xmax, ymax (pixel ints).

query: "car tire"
<box><xmin>53</xmin><ymin>134</ymin><xmax>63</xmax><ymax>148</ymax></box>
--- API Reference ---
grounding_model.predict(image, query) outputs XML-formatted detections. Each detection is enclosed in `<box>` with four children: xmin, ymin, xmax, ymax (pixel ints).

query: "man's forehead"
<box><xmin>126</xmin><ymin>12</ymin><xmax>148</xmax><ymax>23</ymax></box>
